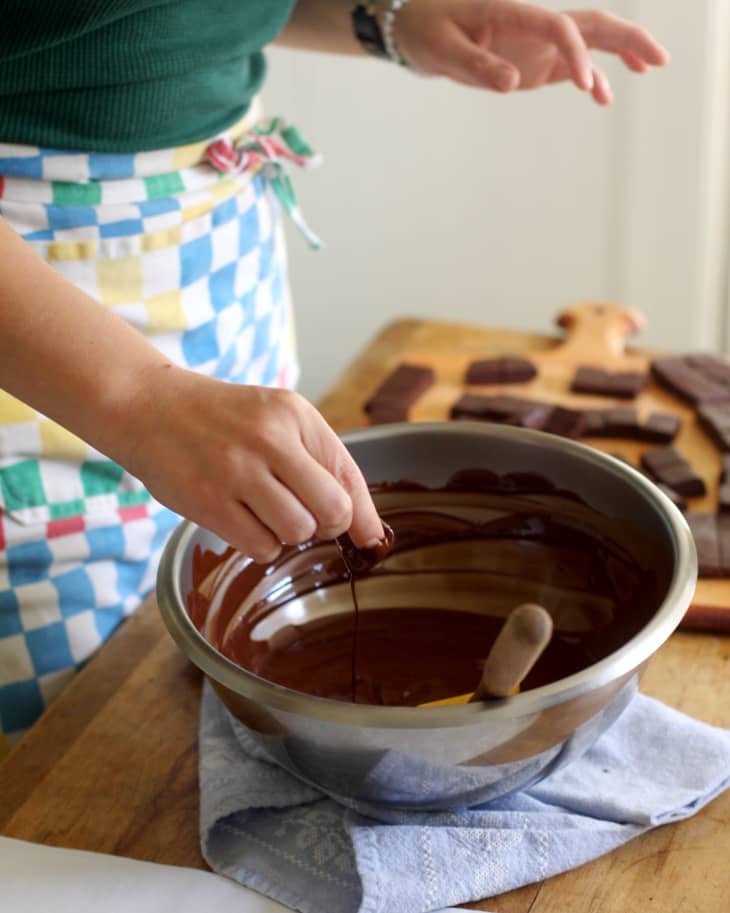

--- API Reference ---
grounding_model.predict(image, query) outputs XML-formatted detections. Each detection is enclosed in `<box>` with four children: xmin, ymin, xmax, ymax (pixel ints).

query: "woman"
<box><xmin>0</xmin><ymin>0</ymin><xmax>669</xmax><ymax>750</ymax></box>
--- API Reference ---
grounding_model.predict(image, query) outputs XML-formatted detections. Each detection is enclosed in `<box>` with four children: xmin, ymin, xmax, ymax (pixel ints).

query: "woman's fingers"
<box><xmin>590</xmin><ymin>66</ymin><xmax>613</xmax><ymax>105</ymax></box>
<box><xmin>331</xmin><ymin>448</ymin><xmax>388</xmax><ymax>548</ymax></box>
<box><xmin>204</xmin><ymin>499</ymin><xmax>282</xmax><ymax>565</ymax></box>
<box><xmin>135</xmin><ymin>376</ymin><xmax>385</xmax><ymax>560</ymax></box>
<box><xmin>569</xmin><ymin>9</ymin><xmax>670</xmax><ymax>65</ymax></box>
<box><xmin>286</xmin><ymin>414</ymin><xmax>385</xmax><ymax>547</ymax></box>
<box><xmin>620</xmin><ymin>50</ymin><xmax>650</xmax><ymax>74</ymax></box>
<box><xmin>240</xmin><ymin>470</ymin><xmax>319</xmax><ymax>547</ymax></box>
<box><xmin>438</xmin><ymin>21</ymin><xmax>520</xmax><ymax>91</ymax></box>
<box><xmin>511</xmin><ymin>4</ymin><xmax>593</xmax><ymax>90</ymax></box>
<box><xmin>268</xmin><ymin>447</ymin><xmax>354</xmax><ymax>540</ymax></box>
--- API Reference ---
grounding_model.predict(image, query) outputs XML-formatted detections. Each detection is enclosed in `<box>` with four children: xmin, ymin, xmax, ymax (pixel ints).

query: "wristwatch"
<box><xmin>351</xmin><ymin>3</ymin><xmax>388</xmax><ymax>59</ymax></box>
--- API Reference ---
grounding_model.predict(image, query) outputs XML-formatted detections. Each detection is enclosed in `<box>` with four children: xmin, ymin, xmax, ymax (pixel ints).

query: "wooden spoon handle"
<box><xmin>470</xmin><ymin>603</ymin><xmax>554</xmax><ymax>701</ymax></box>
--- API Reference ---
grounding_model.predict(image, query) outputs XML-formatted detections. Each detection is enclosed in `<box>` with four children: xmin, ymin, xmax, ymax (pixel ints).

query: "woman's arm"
<box><xmin>0</xmin><ymin>218</ymin><xmax>384</xmax><ymax>559</ymax></box>
<box><xmin>275</xmin><ymin>0</ymin><xmax>365</xmax><ymax>55</ymax></box>
<box><xmin>276</xmin><ymin>0</ymin><xmax>670</xmax><ymax>104</ymax></box>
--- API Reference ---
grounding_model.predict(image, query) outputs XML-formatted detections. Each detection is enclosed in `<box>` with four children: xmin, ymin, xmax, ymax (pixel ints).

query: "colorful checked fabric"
<box><xmin>0</xmin><ymin>106</ymin><xmax>313</xmax><ymax>751</ymax></box>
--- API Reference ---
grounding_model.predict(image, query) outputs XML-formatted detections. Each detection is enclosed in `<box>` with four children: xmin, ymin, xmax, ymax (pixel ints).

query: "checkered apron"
<box><xmin>0</xmin><ymin>107</ymin><xmax>317</xmax><ymax>752</ymax></box>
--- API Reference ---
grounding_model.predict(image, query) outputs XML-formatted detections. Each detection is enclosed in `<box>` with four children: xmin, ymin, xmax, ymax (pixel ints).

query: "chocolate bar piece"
<box><xmin>580</xmin><ymin>409</ymin><xmax>681</xmax><ymax>444</ymax></box>
<box><xmin>450</xmin><ymin>393</ymin><xmax>522</xmax><ymax>421</ymax></box>
<box><xmin>718</xmin><ymin>483</ymin><xmax>730</xmax><ymax>513</ymax></box>
<box><xmin>687</xmin><ymin>513</ymin><xmax>730</xmax><ymax>577</ymax></box>
<box><xmin>448</xmin><ymin>395</ymin><xmax>683</xmax><ymax>446</ymax></box>
<box><xmin>542</xmin><ymin>406</ymin><xmax>588</xmax><ymax>438</ymax></box>
<box><xmin>717</xmin><ymin>454</ymin><xmax>730</xmax><ymax>512</ymax></box>
<box><xmin>581</xmin><ymin>409</ymin><xmax>607</xmax><ymax>436</ymax></box>
<box><xmin>367</xmin><ymin>404</ymin><xmax>408</xmax><ymax>425</ymax></box>
<box><xmin>640</xmin><ymin>447</ymin><xmax>706</xmax><ymax>497</ymax></box>
<box><xmin>640</xmin><ymin>412</ymin><xmax>682</xmax><ymax>444</ymax></box>
<box><xmin>598</xmin><ymin>407</ymin><xmax>642</xmax><ymax>437</ymax></box>
<box><xmin>571</xmin><ymin>366</ymin><xmax>647</xmax><ymax>399</ymax></box>
<box><xmin>465</xmin><ymin>355</ymin><xmax>537</xmax><ymax>385</ymax></box>
<box><xmin>610</xmin><ymin>453</ymin><xmax>687</xmax><ymax>511</ymax></box>
<box><xmin>651</xmin><ymin>355</ymin><xmax>730</xmax><ymax>405</ymax></box>
<box><xmin>364</xmin><ymin>363</ymin><xmax>435</xmax><ymax>421</ymax></box>
<box><xmin>449</xmin><ymin>394</ymin><xmax>551</xmax><ymax>430</ymax></box>
<box><xmin>688</xmin><ymin>353</ymin><xmax>730</xmax><ymax>388</ymax></box>
<box><xmin>656</xmin><ymin>482</ymin><xmax>688</xmax><ymax>511</ymax></box>
<box><xmin>510</xmin><ymin>403</ymin><xmax>553</xmax><ymax>430</ymax></box>
<box><xmin>696</xmin><ymin>402</ymin><xmax>730</xmax><ymax>452</ymax></box>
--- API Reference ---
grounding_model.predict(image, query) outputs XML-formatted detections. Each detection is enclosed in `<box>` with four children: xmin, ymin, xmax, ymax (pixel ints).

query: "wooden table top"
<box><xmin>2</xmin><ymin>314</ymin><xmax>729</xmax><ymax>913</ymax></box>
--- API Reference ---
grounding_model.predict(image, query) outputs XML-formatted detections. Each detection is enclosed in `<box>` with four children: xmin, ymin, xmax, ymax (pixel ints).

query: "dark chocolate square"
<box><xmin>651</xmin><ymin>355</ymin><xmax>730</xmax><ymax>405</ymax></box>
<box><xmin>687</xmin><ymin>513</ymin><xmax>724</xmax><ymax>576</ymax></box>
<box><xmin>696</xmin><ymin>402</ymin><xmax>730</xmax><ymax>452</ymax></box>
<box><xmin>687</xmin><ymin>354</ymin><xmax>730</xmax><ymax>391</ymax></box>
<box><xmin>580</xmin><ymin>409</ymin><xmax>681</xmax><ymax>443</ymax></box>
<box><xmin>542</xmin><ymin>406</ymin><xmax>589</xmax><ymax>438</ymax></box>
<box><xmin>720</xmin><ymin>454</ymin><xmax>730</xmax><ymax>483</ymax></box>
<box><xmin>450</xmin><ymin>394</ymin><xmax>549</xmax><ymax>428</ymax></box>
<box><xmin>465</xmin><ymin>355</ymin><xmax>537</xmax><ymax>385</ymax></box>
<box><xmin>718</xmin><ymin>482</ymin><xmax>730</xmax><ymax>513</ymax></box>
<box><xmin>364</xmin><ymin>363</ymin><xmax>435</xmax><ymax>420</ymax></box>
<box><xmin>639</xmin><ymin>412</ymin><xmax>681</xmax><ymax>444</ymax></box>
<box><xmin>580</xmin><ymin>409</ymin><xmax>606</xmax><ymax>436</ymax></box>
<box><xmin>571</xmin><ymin>366</ymin><xmax>647</xmax><ymax>399</ymax></box>
<box><xmin>599</xmin><ymin>407</ymin><xmax>641</xmax><ymax>437</ymax></box>
<box><xmin>611</xmin><ymin>453</ymin><xmax>687</xmax><ymax>510</ymax></box>
<box><xmin>640</xmin><ymin>446</ymin><xmax>706</xmax><ymax>497</ymax></box>
<box><xmin>367</xmin><ymin>405</ymin><xmax>408</xmax><ymax>425</ymax></box>
<box><xmin>656</xmin><ymin>483</ymin><xmax>688</xmax><ymax>512</ymax></box>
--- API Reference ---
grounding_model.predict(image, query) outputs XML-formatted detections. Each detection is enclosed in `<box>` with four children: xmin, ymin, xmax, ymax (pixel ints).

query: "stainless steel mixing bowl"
<box><xmin>157</xmin><ymin>422</ymin><xmax>696</xmax><ymax>810</ymax></box>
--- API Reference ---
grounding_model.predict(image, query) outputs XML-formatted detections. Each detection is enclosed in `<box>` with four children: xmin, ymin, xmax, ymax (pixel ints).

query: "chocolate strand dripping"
<box><xmin>335</xmin><ymin>522</ymin><xmax>395</xmax><ymax>701</ymax></box>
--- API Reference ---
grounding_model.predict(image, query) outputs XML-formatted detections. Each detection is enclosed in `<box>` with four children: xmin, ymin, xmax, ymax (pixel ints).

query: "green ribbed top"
<box><xmin>0</xmin><ymin>0</ymin><xmax>297</xmax><ymax>152</ymax></box>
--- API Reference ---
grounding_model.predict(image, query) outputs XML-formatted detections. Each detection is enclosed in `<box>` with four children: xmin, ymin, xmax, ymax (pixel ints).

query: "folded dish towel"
<box><xmin>199</xmin><ymin>682</ymin><xmax>730</xmax><ymax>913</ymax></box>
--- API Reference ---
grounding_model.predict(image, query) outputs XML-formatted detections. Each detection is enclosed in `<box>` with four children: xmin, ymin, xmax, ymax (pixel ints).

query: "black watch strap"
<box><xmin>351</xmin><ymin>3</ymin><xmax>388</xmax><ymax>59</ymax></box>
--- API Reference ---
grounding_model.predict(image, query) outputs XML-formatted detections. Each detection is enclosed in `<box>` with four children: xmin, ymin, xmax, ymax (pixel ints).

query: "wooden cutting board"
<box><xmin>318</xmin><ymin>301</ymin><xmax>728</xmax><ymax>632</ymax></box>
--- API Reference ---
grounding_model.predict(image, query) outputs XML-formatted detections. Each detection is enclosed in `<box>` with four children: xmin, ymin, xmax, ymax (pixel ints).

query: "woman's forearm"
<box><xmin>0</xmin><ymin>218</ymin><xmax>170</xmax><ymax>467</ymax></box>
<box><xmin>275</xmin><ymin>0</ymin><xmax>371</xmax><ymax>55</ymax></box>
<box><xmin>0</xmin><ymin>219</ymin><xmax>385</xmax><ymax>554</ymax></box>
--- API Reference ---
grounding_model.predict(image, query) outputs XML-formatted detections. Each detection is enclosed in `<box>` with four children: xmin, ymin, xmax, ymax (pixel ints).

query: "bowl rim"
<box><xmin>156</xmin><ymin>421</ymin><xmax>697</xmax><ymax>729</ymax></box>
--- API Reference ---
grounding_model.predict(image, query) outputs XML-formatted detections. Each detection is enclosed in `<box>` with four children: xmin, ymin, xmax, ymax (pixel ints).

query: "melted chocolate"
<box><xmin>335</xmin><ymin>523</ymin><xmax>395</xmax><ymax>700</ymax></box>
<box><xmin>187</xmin><ymin>473</ymin><xmax>669</xmax><ymax>706</ymax></box>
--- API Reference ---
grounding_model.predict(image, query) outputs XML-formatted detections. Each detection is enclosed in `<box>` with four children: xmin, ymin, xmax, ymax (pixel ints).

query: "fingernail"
<box><xmin>585</xmin><ymin>70</ymin><xmax>595</xmax><ymax>91</ymax></box>
<box><xmin>497</xmin><ymin>67</ymin><xmax>514</xmax><ymax>92</ymax></box>
<box><xmin>364</xmin><ymin>521</ymin><xmax>395</xmax><ymax>550</ymax></box>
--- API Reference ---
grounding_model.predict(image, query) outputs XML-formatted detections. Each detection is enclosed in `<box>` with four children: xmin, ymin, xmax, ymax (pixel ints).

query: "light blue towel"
<box><xmin>199</xmin><ymin>682</ymin><xmax>730</xmax><ymax>913</ymax></box>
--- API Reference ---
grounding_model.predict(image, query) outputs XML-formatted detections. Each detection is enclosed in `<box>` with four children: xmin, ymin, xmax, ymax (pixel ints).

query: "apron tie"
<box><xmin>206</xmin><ymin>117</ymin><xmax>323</xmax><ymax>250</ymax></box>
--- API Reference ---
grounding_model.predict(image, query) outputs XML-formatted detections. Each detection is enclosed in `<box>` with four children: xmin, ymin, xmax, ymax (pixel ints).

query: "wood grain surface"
<box><xmin>1</xmin><ymin>310</ymin><xmax>729</xmax><ymax>913</ymax></box>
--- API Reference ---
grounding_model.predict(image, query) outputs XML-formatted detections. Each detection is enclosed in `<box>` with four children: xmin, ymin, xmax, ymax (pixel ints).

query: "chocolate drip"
<box><xmin>335</xmin><ymin>522</ymin><xmax>395</xmax><ymax>701</ymax></box>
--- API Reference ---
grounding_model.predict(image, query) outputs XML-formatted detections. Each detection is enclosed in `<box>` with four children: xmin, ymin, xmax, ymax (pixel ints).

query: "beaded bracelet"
<box><xmin>383</xmin><ymin>0</ymin><xmax>411</xmax><ymax>67</ymax></box>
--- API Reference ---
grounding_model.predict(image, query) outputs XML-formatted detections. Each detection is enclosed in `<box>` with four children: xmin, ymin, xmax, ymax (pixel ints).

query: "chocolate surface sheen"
<box><xmin>187</xmin><ymin>472</ymin><xmax>668</xmax><ymax>707</ymax></box>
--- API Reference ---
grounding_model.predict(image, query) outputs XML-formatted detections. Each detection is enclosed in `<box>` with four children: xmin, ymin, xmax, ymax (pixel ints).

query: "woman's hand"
<box><xmin>124</xmin><ymin>365</ymin><xmax>385</xmax><ymax>563</ymax></box>
<box><xmin>0</xmin><ymin>219</ymin><xmax>384</xmax><ymax>564</ymax></box>
<box><xmin>393</xmin><ymin>0</ymin><xmax>670</xmax><ymax>104</ymax></box>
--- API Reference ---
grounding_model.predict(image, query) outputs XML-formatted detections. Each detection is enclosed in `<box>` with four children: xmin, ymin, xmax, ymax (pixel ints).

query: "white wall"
<box><xmin>262</xmin><ymin>1</ymin><xmax>729</xmax><ymax>403</ymax></box>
